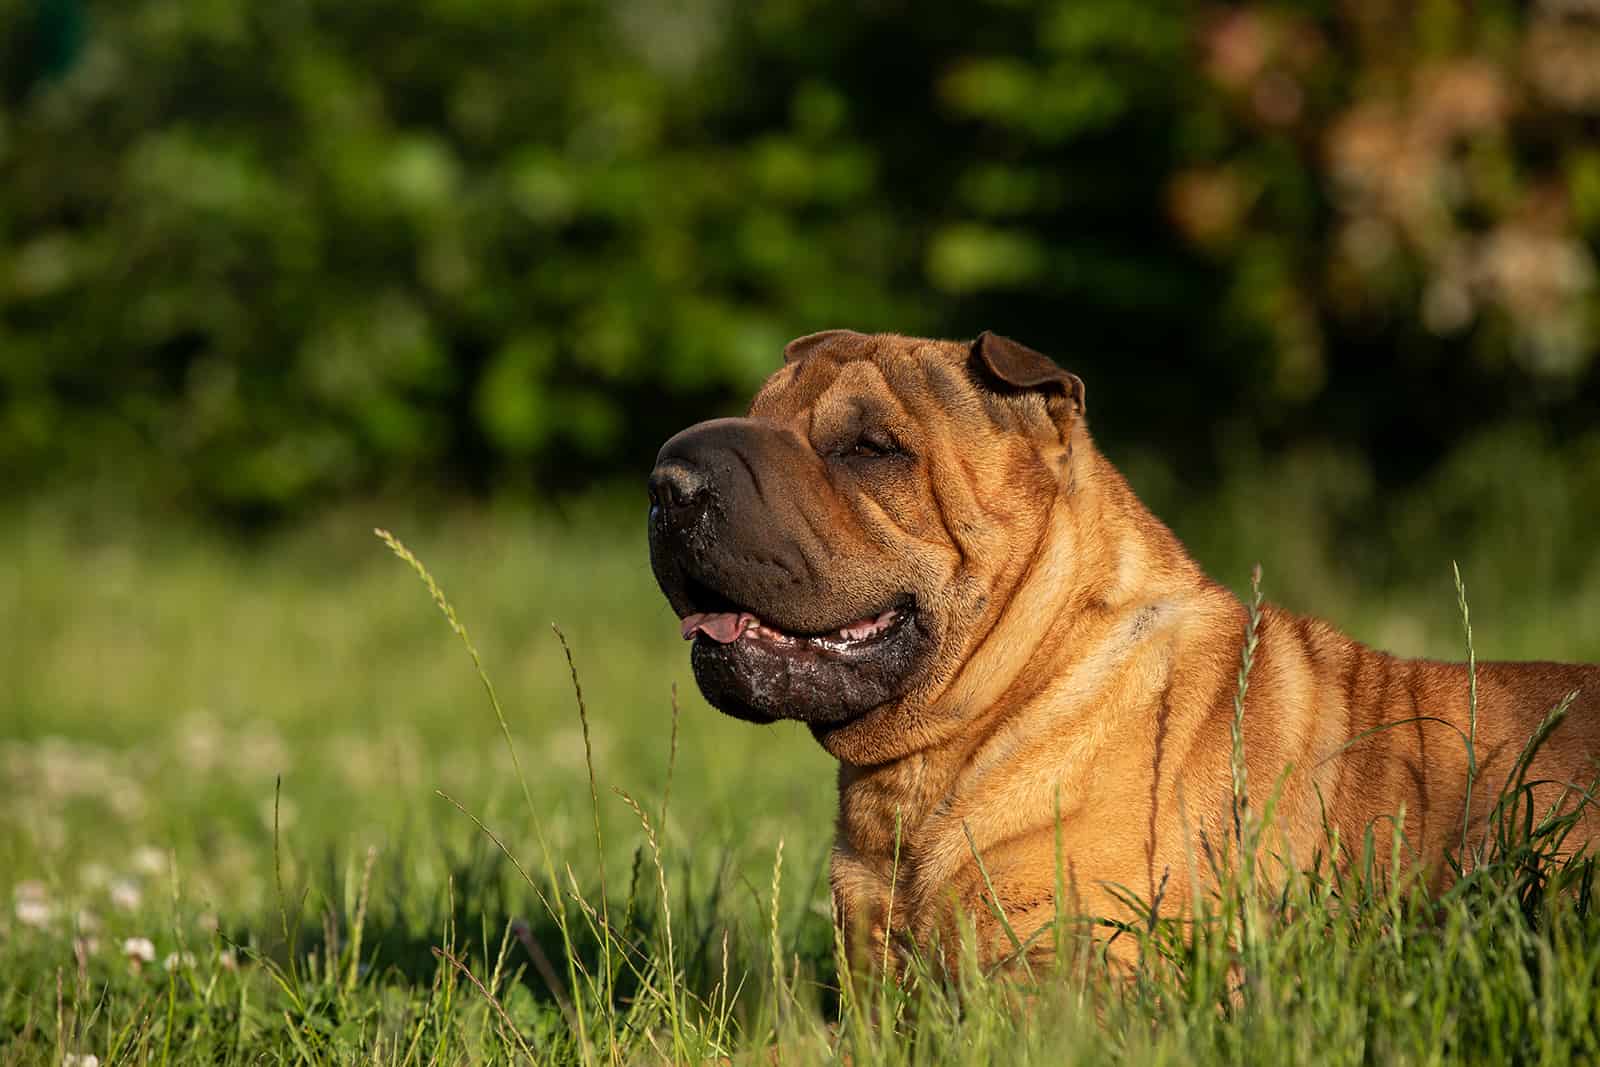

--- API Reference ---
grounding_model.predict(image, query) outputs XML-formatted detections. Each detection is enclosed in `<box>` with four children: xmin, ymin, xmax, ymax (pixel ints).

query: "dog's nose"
<box><xmin>650</xmin><ymin>417</ymin><xmax>774</xmax><ymax>529</ymax></box>
<box><xmin>648</xmin><ymin>460</ymin><xmax>709</xmax><ymax>518</ymax></box>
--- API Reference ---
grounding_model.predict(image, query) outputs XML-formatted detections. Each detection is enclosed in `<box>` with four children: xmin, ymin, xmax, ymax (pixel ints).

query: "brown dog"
<box><xmin>647</xmin><ymin>329</ymin><xmax>1600</xmax><ymax>974</ymax></box>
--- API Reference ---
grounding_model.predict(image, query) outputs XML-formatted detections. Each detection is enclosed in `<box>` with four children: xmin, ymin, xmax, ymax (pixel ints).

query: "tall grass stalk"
<box><xmin>883</xmin><ymin>808</ymin><xmax>903</xmax><ymax>980</ymax></box>
<box><xmin>1454</xmin><ymin>561</ymin><xmax>1481</xmax><ymax>865</ymax></box>
<box><xmin>616</xmin><ymin>790</ymin><xmax>686</xmax><ymax>1062</ymax></box>
<box><xmin>1231</xmin><ymin>564</ymin><xmax>1264</xmax><ymax>852</ymax></box>
<box><xmin>552</xmin><ymin>624</ymin><xmax>619</xmax><ymax>1066</ymax></box>
<box><xmin>376</xmin><ymin>529</ymin><xmax>593</xmax><ymax>1062</ymax></box>
<box><xmin>433</xmin><ymin>945</ymin><xmax>541</xmax><ymax>1064</ymax></box>
<box><xmin>767</xmin><ymin>838</ymin><xmax>786</xmax><ymax>1028</ymax></box>
<box><xmin>962</xmin><ymin>820</ymin><xmax>1032</xmax><ymax>981</ymax></box>
<box><xmin>1229</xmin><ymin>563</ymin><xmax>1266</xmax><ymax>987</ymax></box>
<box><xmin>435</xmin><ymin>790</ymin><xmax>577</xmax><ymax>1028</ymax></box>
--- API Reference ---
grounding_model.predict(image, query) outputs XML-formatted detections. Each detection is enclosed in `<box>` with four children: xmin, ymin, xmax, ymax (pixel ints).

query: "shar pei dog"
<box><xmin>646</xmin><ymin>329</ymin><xmax>1600</xmax><ymax>974</ymax></box>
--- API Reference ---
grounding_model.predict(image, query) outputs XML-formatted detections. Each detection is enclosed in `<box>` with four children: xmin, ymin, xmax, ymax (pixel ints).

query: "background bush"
<box><xmin>4</xmin><ymin>0</ymin><xmax>1600</xmax><ymax>519</ymax></box>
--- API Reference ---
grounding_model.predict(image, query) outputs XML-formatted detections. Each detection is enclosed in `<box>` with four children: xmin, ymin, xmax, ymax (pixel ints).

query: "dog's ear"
<box><xmin>784</xmin><ymin>329</ymin><xmax>868</xmax><ymax>364</ymax></box>
<box><xmin>971</xmin><ymin>330</ymin><xmax>1086</xmax><ymax>418</ymax></box>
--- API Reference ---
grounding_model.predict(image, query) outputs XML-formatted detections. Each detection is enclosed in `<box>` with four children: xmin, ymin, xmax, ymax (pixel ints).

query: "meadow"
<box><xmin>5</xmin><ymin>457</ymin><xmax>1600</xmax><ymax>1064</ymax></box>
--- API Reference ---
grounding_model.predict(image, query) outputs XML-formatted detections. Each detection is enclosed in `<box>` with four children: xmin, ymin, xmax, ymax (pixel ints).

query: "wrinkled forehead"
<box><xmin>748</xmin><ymin>334</ymin><xmax>979</xmax><ymax>421</ymax></box>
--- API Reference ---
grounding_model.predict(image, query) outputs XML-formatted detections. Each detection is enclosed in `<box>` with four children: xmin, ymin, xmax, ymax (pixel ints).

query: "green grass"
<box><xmin>4</xmin><ymin>475</ymin><xmax>1600</xmax><ymax>1065</ymax></box>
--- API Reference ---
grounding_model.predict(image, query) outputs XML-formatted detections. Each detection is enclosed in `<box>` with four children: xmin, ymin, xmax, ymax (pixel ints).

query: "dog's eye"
<box><xmin>845</xmin><ymin>430</ymin><xmax>900</xmax><ymax>459</ymax></box>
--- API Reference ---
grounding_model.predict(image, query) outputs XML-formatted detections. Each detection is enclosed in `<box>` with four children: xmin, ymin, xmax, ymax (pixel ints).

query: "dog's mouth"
<box><xmin>671</xmin><ymin>578</ymin><xmax>927</xmax><ymax>725</ymax></box>
<box><xmin>680</xmin><ymin>597</ymin><xmax>912</xmax><ymax>655</ymax></box>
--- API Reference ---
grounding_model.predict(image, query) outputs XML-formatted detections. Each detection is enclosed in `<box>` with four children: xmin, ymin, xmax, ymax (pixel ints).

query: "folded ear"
<box><xmin>970</xmin><ymin>330</ymin><xmax>1086</xmax><ymax>418</ymax></box>
<box><xmin>783</xmin><ymin>329</ymin><xmax>868</xmax><ymax>364</ymax></box>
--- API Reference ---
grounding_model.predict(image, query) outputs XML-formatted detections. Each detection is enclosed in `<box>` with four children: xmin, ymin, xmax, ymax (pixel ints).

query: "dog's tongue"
<box><xmin>680</xmin><ymin>611</ymin><xmax>756</xmax><ymax>643</ymax></box>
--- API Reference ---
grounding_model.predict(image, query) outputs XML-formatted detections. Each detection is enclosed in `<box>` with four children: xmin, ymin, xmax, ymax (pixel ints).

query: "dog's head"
<box><xmin>647</xmin><ymin>330</ymin><xmax>1087</xmax><ymax>752</ymax></box>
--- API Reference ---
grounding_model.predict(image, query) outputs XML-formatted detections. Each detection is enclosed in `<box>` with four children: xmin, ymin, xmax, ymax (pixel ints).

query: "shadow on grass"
<box><xmin>258</xmin><ymin>825</ymin><xmax>839</xmax><ymax>1027</ymax></box>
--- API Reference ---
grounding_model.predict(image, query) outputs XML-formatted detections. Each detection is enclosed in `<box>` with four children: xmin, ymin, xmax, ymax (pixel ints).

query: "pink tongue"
<box><xmin>680</xmin><ymin>611</ymin><xmax>756</xmax><ymax>643</ymax></box>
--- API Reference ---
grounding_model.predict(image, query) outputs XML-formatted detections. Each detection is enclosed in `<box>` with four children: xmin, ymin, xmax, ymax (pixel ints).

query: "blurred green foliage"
<box><xmin>3</xmin><ymin>0</ymin><xmax>1599</xmax><ymax>516</ymax></box>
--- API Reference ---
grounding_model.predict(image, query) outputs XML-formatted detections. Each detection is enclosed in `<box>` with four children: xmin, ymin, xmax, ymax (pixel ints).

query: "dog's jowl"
<box><xmin>648</xmin><ymin>329</ymin><xmax>1600</xmax><ymax>974</ymax></box>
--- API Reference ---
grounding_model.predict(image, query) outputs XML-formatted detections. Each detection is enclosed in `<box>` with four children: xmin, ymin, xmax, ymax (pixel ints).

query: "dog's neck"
<box><xmin>821</xmin><ymin>433</ymin><xmax>1220</xmax><ymax>769</ymax></box>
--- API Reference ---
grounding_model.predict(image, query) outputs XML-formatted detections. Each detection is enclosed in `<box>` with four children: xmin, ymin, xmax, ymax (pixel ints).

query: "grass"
<box><xmin>4</xmin><ymin>469</ymin><xmax>1600</xmax><ymax>1064</ymax></box>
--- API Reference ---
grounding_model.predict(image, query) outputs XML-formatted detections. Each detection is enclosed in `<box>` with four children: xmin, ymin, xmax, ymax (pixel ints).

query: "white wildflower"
<box><xmin>122</xmin><ymin>937</ymin><xmax>155</xmax><ymax>964</ymax></box>
<box><xmin>131</xmin><ymin>846</ymin><xmax>167</xmax><ymax>876</ymax></box>
<box><xmin>15</xmin><ymin>897</ymin><xmax>53</xmax><ymax>928</ymax></box>
<box><xmin>15</xmin><ymin>882</ymin><xmax>53</xmax><ymax>926</ymax></box>
<box><xmin>109</xmin><ymin>880</ymin><xmax>141</xmax><ymax>912</ymax></box>
<box><xmin>63</xmin><ymin>1054</ymin><xmax>100</xmax><ymax>1067</ymax></box>
<box><xmin>163</xmin><ymin>951</ymin><xmax>196</xmax><ymax>972</ymax></box>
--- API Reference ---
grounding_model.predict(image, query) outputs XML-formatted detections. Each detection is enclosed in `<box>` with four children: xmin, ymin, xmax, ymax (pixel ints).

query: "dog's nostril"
<box><xmin>648</xmin><ymin>462</ymin><xmax>708</xmax><ymax>512</ymax></box>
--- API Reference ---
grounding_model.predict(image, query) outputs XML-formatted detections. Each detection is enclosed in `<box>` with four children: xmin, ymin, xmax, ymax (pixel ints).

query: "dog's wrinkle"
<box><xmin>914</xmin><ymin>703</ymin><xmax>1026</xmax><ymax>846</ymax></box>
<box><xmin>955</xmin><ymin>455</ymin><xmax>1001</xmax><ymax>523</ymax></box>
<box><xmin>1332</xmin><ymin>652</ymin><xmax>1362</xmax><ymax>813</ymax></box>
<box><xmin>728</xmin><ymin>549</ymin><xmax>798</xmax><ymax>586</ymax></box>
<box><xmin>937</xmin><ymin>500</ymin><xmax>1065</xmax><ymax>719</ymax></box>
<box><xmin>729</xmin><ymin>446</ymin><xmax>768</xmax><ymax>507</ymax></box>
<box><xmin>978</xmin><ymin>393</ymin><xmax>1020</xmax><ymax>435</ymax></box>
<box><xmin>995</xmin><ymin>891</ymin><xmax>1053</xmax><ymax>918</ymax></box>
<box><xmin>944</xmin><ymin>599</ymin><xmax>1171</xmax><ymax>828</ymax></box>
<box><xmin>920</xmin><ymin>357</ymin><xmax>981</xmax><ymax>421</ymax></box>
<box><xmin>793</xmin><ymin>504</ymin><xmax>835</xmax><ymax>561</ymax></box>
<box><xmin>1403</xmin><ymin>754</ymin><xmax>1427</xmax><ymax>842</ymax></box>
<box><xmin>952</xmin><ymin>818</ymin><xmax>1068</xmax><ymax>893</ymax></box>
<box><xmin>927</xmin><ymin>467</ymin><xmax>968</xmax><ymax>572</ymax></box>
<box><xmin>1409</xmin><ymin>675</ymin><xmax>1427</xmax><ymax>846</ymax></box>
<box><xmin>1147</xmin><ymin>666</ymin><xmax>1176</xmax><ymax>904</ymax></box>
<box><xmin>850</xmin><ymin>477</ymin><xmax>917</xmax><ymax>544</ymax></box>
<box><xmin>789</xmin><ymin>540</ymin><xmax>819</xmax><ymax>584</ymax></box>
